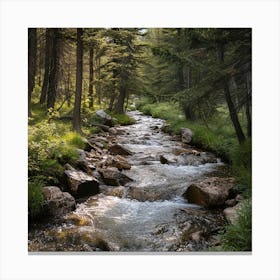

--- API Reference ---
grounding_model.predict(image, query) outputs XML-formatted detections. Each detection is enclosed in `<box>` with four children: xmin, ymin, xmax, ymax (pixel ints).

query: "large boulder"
<box><xmin>181</xmin><ymin>128</ymin><xmax>193</xmax><ymax>143</ymax></box>
<box><xmin>42</xmin><ymin>186</ymin><xmax>76</xmax><ymax>217</ymax></box>
<box><xmin>95</xmin><ymin>109</ymin><xmax>114</xmax><ymax>127</ymax></box>
<box><xmin>98</xmin><ymin>168</ymin><xmax>133</xmax><ymax>186</ymax></box>
<box><xmin>183</xmin><ymin>177</ymin><xmax>235</xmax><ymax>208</ymax></box>
<box><xmin>64</xmin><ymin>164</ymin><xmax>100</xmax><ymax>198</ymax></box>
<box><xmin>109</xmin><ymin>144</ymin><xmax>133</xmax><ymax>156</ymax></box>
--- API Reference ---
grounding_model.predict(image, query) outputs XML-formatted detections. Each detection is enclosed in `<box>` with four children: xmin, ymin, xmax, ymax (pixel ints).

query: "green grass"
<box><xmin>110</xmin><ymin>113</ymin><xmax>136</xmax><ymax>126</ymax></box>
<box><xmin>28</xmin><ymin>178</ymin><xmax>44</xmax><ymax>219</ymax></box>
<box><xmin>221</xmin><ymin>200</ymin><xmax>252</xmax><ymax>251</ymax></box>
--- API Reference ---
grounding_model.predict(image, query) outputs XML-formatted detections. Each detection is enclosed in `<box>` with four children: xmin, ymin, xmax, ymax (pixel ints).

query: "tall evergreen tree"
<box><xmin>47</xmin><ymin>29</ymin><xmax>60</xmax><ymax>109</ymax></box>
<box><xmin>73</xmin><ymin>28</ymin><xmax>83</xmax><ymax>133</ymax></box>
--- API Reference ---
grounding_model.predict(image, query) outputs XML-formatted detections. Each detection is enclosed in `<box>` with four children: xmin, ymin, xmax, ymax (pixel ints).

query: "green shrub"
<box><xmin>111</xmin><ymin>114</ymin><xmax>136</xmax><ymax>126</ymax></box>
<box><xmin>61</xmin><ymin>131</ymin><xmax>85</xmax><ymax>149</ymax></box>
<box><xmin>28</xmin><ymin>178</ymin><xmax>44</xmax><ymax>219</ymax></box>
<box><xmin>221</xmin><ymin>200</ymin><xmax>252</xmax><ymax>251</ymax></box>
<box><xmin>28</xmin><ymin>121</ymin><xmax>83</xmax><ymax>183</ymax></box>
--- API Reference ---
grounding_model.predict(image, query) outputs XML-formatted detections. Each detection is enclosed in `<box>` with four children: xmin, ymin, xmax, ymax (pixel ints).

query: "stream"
<box><xmin>28</xmin><ymin>111</ymin><xmax>230</xmax><ymax>252</ymax></box>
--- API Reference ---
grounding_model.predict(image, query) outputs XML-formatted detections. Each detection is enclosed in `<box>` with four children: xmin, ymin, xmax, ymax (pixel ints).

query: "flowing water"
<box><xmin>28</xmin><ymin>111</ymin><xmax>229</xmax><ymax>252</ymax></box>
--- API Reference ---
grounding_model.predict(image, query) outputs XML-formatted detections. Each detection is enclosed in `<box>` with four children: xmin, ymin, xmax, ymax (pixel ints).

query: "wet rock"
<box><xmin>125</xmin><ymin>186</ymin><xmax>170</xmax><ymax>202</ymax></box>
<box><xmin>110</xmin><ymin>155</ymin><xmax>131</xmax><ymax>170</ymax></box>
<box><xmin>95</xmin><ymin>109</ymin><xmax>114</xmax><ymax>127</ymax></box>
<box><xmin>42</xmin><ymin>186</ymin><xmax>76</xmax><ymax>217</ymax></box>
<box><xmin>183</xmin><ymin>177</ymin><xmax>235</xmax><ymax>208</ymax></box>
<box><xmin>66</xmin><ymin>213</ymin><xmax>93</xmax><ymax>226</ymax></box>
<box><xmin>77</xmin><ymin>149</ymin><xmax>96</xmax><ymax>174</ymax></box>
<box><xmin>109</xmin><ymin>144</ymin><xmax>133</xmax><ymax>156</ymax></box>
<box><xmin>108</xmin><ymin>127</ymin><xmax>117</xmax><ymax>135</ymax></box>
<box><xmin>181</xmin><ymin>128</ymin><xmax>193</xmax><ymax>143</ymax></box>
<box><xmin>104</xmin><ymin>186</ymin><xmax>125</xmax><ymax>198</ymax></box>
<box><xmin>178</xmin><ymin>152</ymin><xmax>217</xmax><ymax>166</ymax></box>
<box><xmin>151</xmin><ymin>125</ymin><xmax>159</xmax><ymax>130</ymax></box>
<box><xmin>64</xmin><ymin>164</ymin><xmax>100</xmax><ymax>198</ymax></box>
<box><xmin>159</xmin><ymin>155</ymin><xmax>169</xmax><ymax>164</ymax></box>
<box><xmin>82</xmin><ymin>138</ymin><xmax>97</xmax><ymax>152</ymax></box>
<box><xmin>98</xmin><ymin>168</ymin><xmax>133</xmax><ymax>186</ymax></box>
<box><xmin>223</xmin><ymin>203</ymin><xmax>242</xmax><ymax>224</ymax></box>
<box><xmin>190</xmin><ymin>231</ymin><xmax>203</xmax><ymax>242</ymax></box>
<box><xmin>235</xmin><ymin>194</ymin><xmax>244</xmax><ymax>202</ymax></box>
<box><xmin>225</xmin><ymin>198</ymin><xmax>237</xmax><ymax>207</ymax></box>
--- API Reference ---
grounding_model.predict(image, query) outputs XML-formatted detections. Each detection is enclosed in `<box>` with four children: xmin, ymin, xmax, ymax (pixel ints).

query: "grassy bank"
<box><xmin>28</xmin><ymin>103</ymin><xmax>135</xmax><ymax>220</ymax></box>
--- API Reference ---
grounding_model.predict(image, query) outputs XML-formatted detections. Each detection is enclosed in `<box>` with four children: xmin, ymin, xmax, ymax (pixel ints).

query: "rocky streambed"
<box><xmin>28</xmin><ymin>111</ymin><xmax>239</xmax><ymax>252</ymax></box>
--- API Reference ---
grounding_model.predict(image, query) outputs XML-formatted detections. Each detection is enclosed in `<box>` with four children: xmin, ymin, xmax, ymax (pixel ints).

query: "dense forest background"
<box><xmin>28</xmin><ymin>28</ymin><xmax>252</xmax><ymax>251</ymax></box>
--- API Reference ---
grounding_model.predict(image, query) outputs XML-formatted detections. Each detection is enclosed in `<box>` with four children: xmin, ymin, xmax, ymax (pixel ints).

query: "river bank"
<box><xmin>28</xmin><ymin>111</ymin><xmax>240</xmax><ymax>252</ymax></box>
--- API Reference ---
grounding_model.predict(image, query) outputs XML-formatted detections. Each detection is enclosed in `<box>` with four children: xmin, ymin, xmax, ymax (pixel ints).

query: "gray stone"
<box><xmin>64</xmin><ymin>164</ymin><xmax>100</xmax><ymax>197</ymax></box>
<box><xmin>95</xmin><ymin>109</ymin><xmax>114</xmax><ymax>127</ymax></box>
<box><xmin>223</xmin><ymin>203</ymin><xmax>243</xmax><ymax>224</ymax></box>
<box><xmin>109</xmin><ymin>144</ymin><xmax>133</xmax><ymax>156</ymax></box>
<box><xmin>181</xmin><ymin>128</ymin><xmax>193</xmax><ymax>143</ymax></box>
<box><xmin>98</xmin><ymin>168</ymin><xmax>133</xmax><ymax>186</ymax></box>
<box><xmin>183</xmin><ymin>177</ymin><xmax>235</xmax><ymax>208</ymax></box>
<box><xmin>42</xmin><ymin>186</ymin><xmax>76</xmax><ymax>217</ymax></box>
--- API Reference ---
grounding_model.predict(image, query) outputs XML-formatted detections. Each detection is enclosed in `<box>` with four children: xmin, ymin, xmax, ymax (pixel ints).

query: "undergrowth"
<box><xmin>221</xmin><ymin>200</ymin><xmax>252</xmax><ymax>251</ymax></box>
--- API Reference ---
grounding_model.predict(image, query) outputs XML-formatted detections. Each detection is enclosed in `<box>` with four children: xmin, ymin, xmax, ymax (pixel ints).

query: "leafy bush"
<box><xmin>28</xmin><ymin>178</ymin><xmax>44</xmax><ymax>219</ymax></box>
<box><xmin>28</xmin><ymin>121</ymin><xmax>83</xmax><ymax>182</ymax></box>
<box><xmin>221</xmin><ymin>200</ymin><xmax>252</xmax><ymax>251</ymax></box>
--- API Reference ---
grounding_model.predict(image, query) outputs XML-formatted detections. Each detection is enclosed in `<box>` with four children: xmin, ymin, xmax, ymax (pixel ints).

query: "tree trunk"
<box><xmin>28</xmin><ymin>28</ymin><xmax>37</xmax><ymax>117</ymax></box>
<box><xmin>114</xmin><ymin>82</ymin><xmax>126</xmax><ymax>114</ymax></box>
<box><xmin>218</xmin><ymin>42</ymin><xmax>246</xmax><ymax>144</ymax></box>
<box><xmin>108</xmin><ymin>92</ymin><xmax>117</xmax><ymax>112</ymax></box>
<box><xmin>245</xmin><ymin>71</ymin><xmax>252</xmax><ymax>137</ymax></box>
<box><xmin>73</xmin><ymin>28</ymin><xmax>83</xmax><ymax>133</ymax></box>
<box><xmin>66</xmin><ymin>64</ymin><xmax>71</xmax><ymax>107</ymax></box>
<box><xmin>96</xmin><ymin>56</ymin><xmax>101</xmax><ymax>105</ymax></box>
<box><xmin>47</xmin><ymin>29</ymin><xmax>60</xmax><ymax>109</ymax></box>
<box><xmin>223</xmin><ymin>82</ymin><xmax>246</xmax><ymax>143</ymax></box>
<box><xmin>89</xmin><ymin>45</ymin><xmax>94</xmax><ymax>108</ymax></box>
<box><xmin>40</xmin><ymin>29</ymin><xmax>51</xmax><ymax>105</ymax></box>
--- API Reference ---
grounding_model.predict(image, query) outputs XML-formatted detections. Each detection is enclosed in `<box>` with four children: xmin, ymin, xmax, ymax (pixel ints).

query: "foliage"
<box><xmin>28</xmin><ymin>120</ymin><xmax>84</xmax><ymax>184</ymax></box>
<box><xmin>230</xmin><ymin>139</ymin><xmax>252</xmax><ymax>198</ymax></box>
<box><xmin>221</xmin><ymin>200</ymin><xmax>252</xmax><ymax>251</ymax></box>
<box><xmin>28</xmin><ymin>178</ymin><xmax>44</xmax><ymax>219</ymax></box>
<box><xmin>110</xmin><ymin>113</ymin><xmax>136</xmax><ymax>126</ymax></box>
